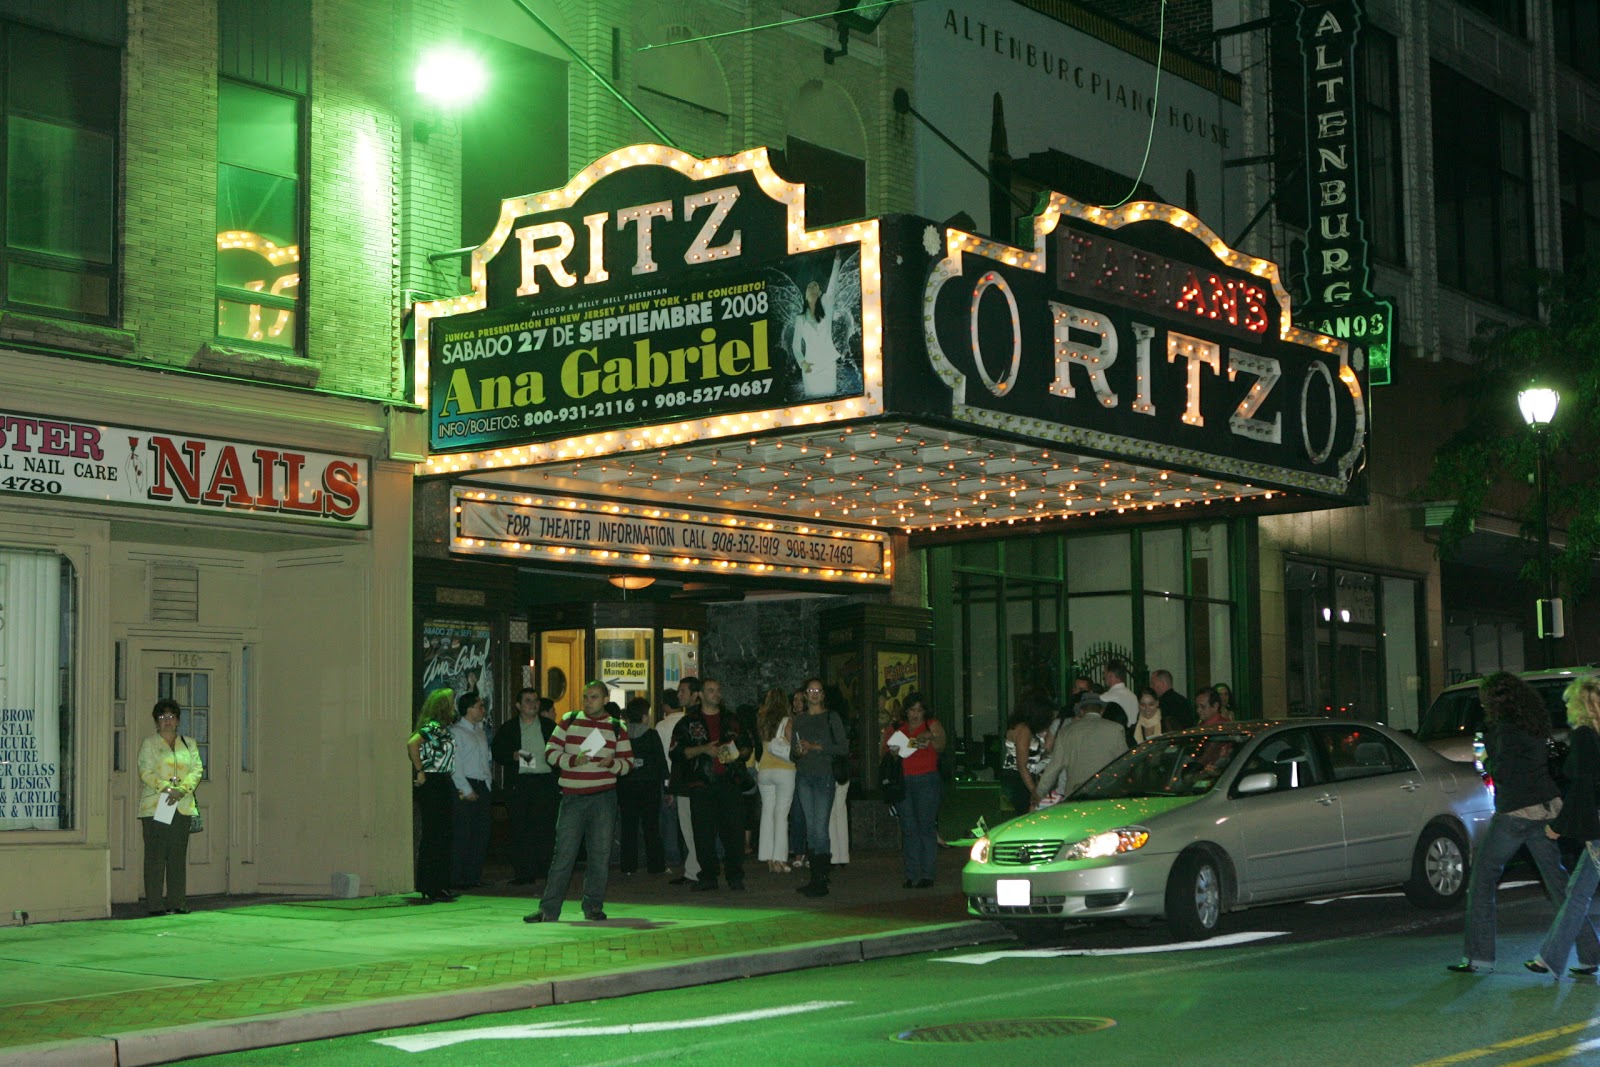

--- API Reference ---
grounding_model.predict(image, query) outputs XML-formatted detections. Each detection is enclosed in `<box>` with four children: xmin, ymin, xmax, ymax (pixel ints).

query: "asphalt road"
<box><xmin>174</xmin><ymin>880</ymin><xmax>1600</xmax><ymax>1067</ymax></box>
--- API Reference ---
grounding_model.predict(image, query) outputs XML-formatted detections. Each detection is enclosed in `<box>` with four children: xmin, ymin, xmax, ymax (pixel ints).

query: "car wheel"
<box><xmin>1165</xmin><ymin>850</ymin><xmax>1223</xmax><ymax>941</ymax></box>
<box><xmin>1404</xmin><ymin>822</ymin><xmax>1468</xmax><ymax>909</ymax></box>
<box><xmin>1002</xmin><ymin>919</ymin><xmax>1068</xmax><ymax>946</ymax></box>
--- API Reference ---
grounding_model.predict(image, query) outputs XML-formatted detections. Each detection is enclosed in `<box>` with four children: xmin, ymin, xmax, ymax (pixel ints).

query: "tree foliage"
<box><xmin>1422</xmin><ymin>269</ymin><xmax>1600</xmax><ymax>600</ymax></box>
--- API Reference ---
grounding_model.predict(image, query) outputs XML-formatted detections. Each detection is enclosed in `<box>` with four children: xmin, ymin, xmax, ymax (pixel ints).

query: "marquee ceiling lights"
<box><xmin>456</xmin><ymin>420</ymin><xmax>1276</xmax><ymax>535</ymax></box>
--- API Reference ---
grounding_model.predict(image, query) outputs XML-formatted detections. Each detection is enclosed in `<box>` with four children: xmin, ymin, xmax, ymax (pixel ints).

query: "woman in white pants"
<box><xmin>755</xmin><ymin>688</ymin><xmax>796</xmax><ymax>873</ymax></box>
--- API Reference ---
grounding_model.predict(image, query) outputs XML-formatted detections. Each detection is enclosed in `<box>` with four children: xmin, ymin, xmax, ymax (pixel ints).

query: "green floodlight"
<box><xmin>415</xmin><ymin>45</ymin><xmax>487</xmax><ymax>107</ymax></box>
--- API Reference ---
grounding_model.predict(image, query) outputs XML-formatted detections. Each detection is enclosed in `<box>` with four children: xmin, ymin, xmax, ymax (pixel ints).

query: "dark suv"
<box><xmin>1416</xmin><ymin>668</ymin><xmax>1592</xmax><ymax>769</ymax></box>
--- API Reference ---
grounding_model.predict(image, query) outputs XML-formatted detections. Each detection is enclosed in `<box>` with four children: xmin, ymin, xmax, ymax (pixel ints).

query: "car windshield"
<box><xmin>1416</xmin><ymin>688</ymin><xmax>1482</xmax><ymax>742</ymax></box>
<box><xmin>1073</xmin><ymin>732</ymin><xmax>1251</xmax><ymax>799</ymax></box>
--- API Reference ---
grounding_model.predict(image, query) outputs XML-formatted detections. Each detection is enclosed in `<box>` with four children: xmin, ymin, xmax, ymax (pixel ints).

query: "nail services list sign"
<box><xmin>0</xmin><ymin>409</ymin><xmax>369</xmax><ymax>526</ymax></box>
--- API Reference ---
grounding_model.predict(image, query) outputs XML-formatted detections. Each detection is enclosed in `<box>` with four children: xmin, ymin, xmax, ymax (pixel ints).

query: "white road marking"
<box><xmin>373</xmin><ymin>1000</ymin><xmax>851</xmax><ymax>1052</ymax></box>
<box><xmin>935</xmin><ymin>930</ymin><xmax>1289</xmax><ymax>964</ymax></box>
<box><xmin>587</xmin><ymin>911</ymin><xmax>1466</xmax><ymax>1066</ymax></box>
<box><xmin>1307</xmin><ymin>880</ymin><xmax>1538</xmax><ymax>906</ymax></box>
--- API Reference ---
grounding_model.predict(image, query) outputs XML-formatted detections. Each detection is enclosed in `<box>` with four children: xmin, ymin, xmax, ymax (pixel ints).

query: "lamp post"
<box><xmin>1518</xmin><ymin>386</ymin><xmax>1560</xmax><ymax>667</ymax></box>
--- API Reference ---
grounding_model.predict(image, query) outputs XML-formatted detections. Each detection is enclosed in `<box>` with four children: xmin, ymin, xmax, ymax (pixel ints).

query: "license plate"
<box><xmin>996</xmin><ymin>878</ymin><xmax>1031</xmax><ymax>907</ymax></box>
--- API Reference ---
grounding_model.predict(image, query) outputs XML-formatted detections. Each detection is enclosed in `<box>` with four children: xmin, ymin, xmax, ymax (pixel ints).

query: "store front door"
<box><xmin>112</xmin><ymin>647</ymin><xmax>239</xmax><ymax>902</ymax></box>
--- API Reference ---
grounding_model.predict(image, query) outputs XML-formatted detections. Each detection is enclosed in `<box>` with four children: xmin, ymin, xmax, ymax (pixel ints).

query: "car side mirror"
<box><xmin>1236</xmin><ymin>772</ymin><xmax>1276</xmax><ymax>795</ymax></box>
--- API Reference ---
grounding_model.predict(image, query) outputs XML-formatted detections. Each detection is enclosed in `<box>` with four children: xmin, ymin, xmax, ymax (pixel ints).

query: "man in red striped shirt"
<box><xmin>524</xmin><ymin>681</ymin><xmax>634</xmax><ymax>923</ymax></box>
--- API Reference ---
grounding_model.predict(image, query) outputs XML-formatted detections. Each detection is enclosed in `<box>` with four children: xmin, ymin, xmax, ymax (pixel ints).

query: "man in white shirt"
<box><xmin>1101</xmin><ymin>661</ymin><xmax>1139</xmax><ymax>724</ymax></box>
<box><xmin>449</xmin><ymin>691</ymin><xmax>493</xmax><ymax>889</ymax></box>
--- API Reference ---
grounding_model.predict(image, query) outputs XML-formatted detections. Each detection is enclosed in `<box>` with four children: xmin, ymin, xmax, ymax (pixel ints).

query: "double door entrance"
<box><xmin>112</xmin><ymin>645</ymin><xmax>256</xmax><ymax>903</ymax></box>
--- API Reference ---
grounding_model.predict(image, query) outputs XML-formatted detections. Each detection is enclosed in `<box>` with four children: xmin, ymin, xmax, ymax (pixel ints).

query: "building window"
<box><xmin>1560</xmin><ymin>135</ymin><xmax>1600</xmax><ymax>274</ymax></box>
<box><xmin>1554</xmin><ymin>0</ymin><xmax>1600</xmax><ymax>81</ymax></box>
<box><xmin>1283</xmin><ymin>562</ymin><xmax>1423</xmax><ymax>729</ymax></box>
<box><xmin>216</xmin><ymin>78</ymin><xmax>303</xmax><ymax>349</ymax></box>
<box><xmin>1359</xmin><ymin>27</ymin><xmax>1405</xmax><ymax>266</ymax></box>
<box><xmin>1430</xmin><ymin>64</ymin><xmax>1534</xmax><ymax>313</ymax></box>
<box><xmin>460</xmin><ymin>32</ymin><xmax>568</xmax><ymax>250</ymax></box>
<box><xmin>0</xmin><ymin>549</ymin><xmax>78</xmax><ymax>832</ymax></box>
<box><xmin>1457</xmin><ymin>0</ymin><xmax>1526</xmax><ymax>37</ymax></box>
<box><xmin>1</xmin><ymin>22</ymin><xmax>118</xmax><ymax>322</ymax></box>
<box><xmin>929</xmin><ymin>520</ymin><xmax>1247</xmax><ymax>748</ymax></box>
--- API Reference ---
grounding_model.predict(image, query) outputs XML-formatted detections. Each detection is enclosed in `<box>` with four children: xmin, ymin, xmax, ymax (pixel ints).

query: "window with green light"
<box><xmin>216</xmin><ymin>79</ymin><xmax>302</xmax><ymax>350</ymax></box>
<box><xmin>1</xmin><ymin>21</ymin><xmax>118</xmax><ymax>322</ymax></box>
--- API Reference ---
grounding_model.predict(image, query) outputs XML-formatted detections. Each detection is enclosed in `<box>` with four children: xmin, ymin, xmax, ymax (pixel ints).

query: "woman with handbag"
<box><xmin>882</xmin><ymin>693</ymin><xmax>946</xmax><ymax>888</ymax></box>
<box><xmin>792</xmin><ymin>678</ymin><xmax>848</xmax><ymax>897</ymax></box>
<box><xmin>408</xmin><ymin>688</ymin><xmax>459</xmax><ymax>904</ymax></box>
<box><xmin>136</xmin><ymin>698</ymin><xmax>203</xmax><ymax>916</ymax></box>
<box><xmin>756</xmin><ymin>688</ymin><xmax>797</xmax><ymax>873</ymax></box>
<box><xmin>1527</xmin><ymin>675</ymin><xmax>1600</xmax><ymax>978</ymax></box>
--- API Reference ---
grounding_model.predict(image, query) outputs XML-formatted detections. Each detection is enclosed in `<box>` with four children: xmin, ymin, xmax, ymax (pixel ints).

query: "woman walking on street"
<box><xmin>1448</xmin><ymin>672</ymin><xmax>1598</xmax><ymax>974</ymax></box>
<box><xmin>1526</xmin><ymin>675</ymin><xmax>1600</xmax><ymax>977</ymax></box>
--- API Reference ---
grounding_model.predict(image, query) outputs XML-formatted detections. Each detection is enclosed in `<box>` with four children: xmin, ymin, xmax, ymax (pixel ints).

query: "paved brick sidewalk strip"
<box><xmin>0</xmin><ymin>850</ymin><xmax>1003</xmax><ymax>1066</ymax></box>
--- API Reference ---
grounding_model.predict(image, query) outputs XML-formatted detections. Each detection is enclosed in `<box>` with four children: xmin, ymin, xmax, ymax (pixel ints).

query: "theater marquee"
<box><xmin>415</xmin><ymin>145</ymin><xmax>883</xmax><ymax>465</ymax></box>
<box><xmin>890</xmin><ymin>191</ymin><xmax>1367</xmax><ymax>499</ymax></box>
<box><xmin>428</xmin><ymin>144</ymin><xmax>1365</xmax><ymax>565</ymax></box>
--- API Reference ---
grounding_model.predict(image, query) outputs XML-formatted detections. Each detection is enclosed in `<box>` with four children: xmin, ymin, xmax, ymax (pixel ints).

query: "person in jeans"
<box><xmin>792</xmin><ymin>678</ymin><xmax>848</xmax><ymax>897</ymax></box>
<box><xmin>524</xmin><ymin>682</ymin><xmax>633</xmax><ymax>923</ymax></box>
<box><xmin>1527</xmin><ymin>676</ymin><xmax>1600</xmax><ymax>977</ymax></box>
<box><xmin>1448</xmin><ymin>672</ymin><xmax>1598</xmax><ymax>974</ymax></box>
<box><xmin>882</xmin><ymin>692</ymin><xmax>945</xmax><ymax>888</ymax></box>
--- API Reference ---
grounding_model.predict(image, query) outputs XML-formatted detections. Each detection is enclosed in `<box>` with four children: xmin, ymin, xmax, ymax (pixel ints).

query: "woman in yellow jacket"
<box><xmin>137</xmin><ymin>697</ymin><xmax>203</xmax><ymax>915</ymax></box>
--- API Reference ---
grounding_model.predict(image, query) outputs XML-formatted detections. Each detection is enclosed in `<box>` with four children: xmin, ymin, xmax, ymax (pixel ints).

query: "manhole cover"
<box><xmin>893</xmin><ymin>1017</ymin><xmax>1116</xmax><ymax>1043</ymax></box>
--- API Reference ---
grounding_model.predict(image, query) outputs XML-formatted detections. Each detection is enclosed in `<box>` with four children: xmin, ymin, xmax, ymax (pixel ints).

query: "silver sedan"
<box><xmin>962</xmin><ymin>719</ymin><xmax>1494</xmax><ymax>942</ymax></box>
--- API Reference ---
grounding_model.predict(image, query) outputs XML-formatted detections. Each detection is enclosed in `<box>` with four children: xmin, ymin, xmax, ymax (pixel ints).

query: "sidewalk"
<box><xmin>0</xmin><ymin>848</ymin><xmax>1004</xmax><ymax>1067</ymax></box>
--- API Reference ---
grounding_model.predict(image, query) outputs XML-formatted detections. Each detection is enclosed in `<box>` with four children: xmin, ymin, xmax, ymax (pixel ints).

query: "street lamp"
<box><xmin>413</xmin><ymin>46</ymin><xmax>487</xmax><ymax>142</ymax></box>
<box><xmin>415</xmin><ymin>45</ymin><xmax>487</xmax><ymax>106</ymax></box>
<box><xmin>1518</xmin><ymin>386</ymin><xmax>1561</xmax><ymax>666</ymax></box>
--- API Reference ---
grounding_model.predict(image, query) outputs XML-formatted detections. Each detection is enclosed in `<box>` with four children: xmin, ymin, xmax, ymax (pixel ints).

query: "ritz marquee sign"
<box><xmin>893</xmin><ymin>192</ymin><xmax>1368</xmax><ymax>499</ymax></box>
<box><xmin>415</xmin><ymin>145</ymin><xmax>880</xmax><ymax>460</ymax></box>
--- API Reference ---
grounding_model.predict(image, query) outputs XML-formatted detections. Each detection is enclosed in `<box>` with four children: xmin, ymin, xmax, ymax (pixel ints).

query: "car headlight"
<box><xmin>1060</xmin><ymin>827</ymin><xmax>1150</xmax><ymax>861</ymax></box>
<box><xmin>970</xmin><ymin>836</ymin><xmax>992</xmax><ymax>864</ymax></box>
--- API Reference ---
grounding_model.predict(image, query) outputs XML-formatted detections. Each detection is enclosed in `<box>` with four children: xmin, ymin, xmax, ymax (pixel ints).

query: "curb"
<box><xmin>0</xmin><ymin>920</ymin><xmax>1008</xmax><ymax>1067</ymax></box>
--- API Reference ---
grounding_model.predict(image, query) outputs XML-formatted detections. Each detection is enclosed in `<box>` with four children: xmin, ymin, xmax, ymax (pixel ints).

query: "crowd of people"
<box><xmin>406</xmin><ymin>674</ymin><xmax>882</xmax><ymax>919</ymax></box>
<box><xmin>403</xmin><ymin>661</ymin><xmax>1245</xmax><ymax>915</ymax></box>
<box><xmin>1000</xmin><ymin>661</ymin><xmax>1238</xmax><ymax>814</ymax></box>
